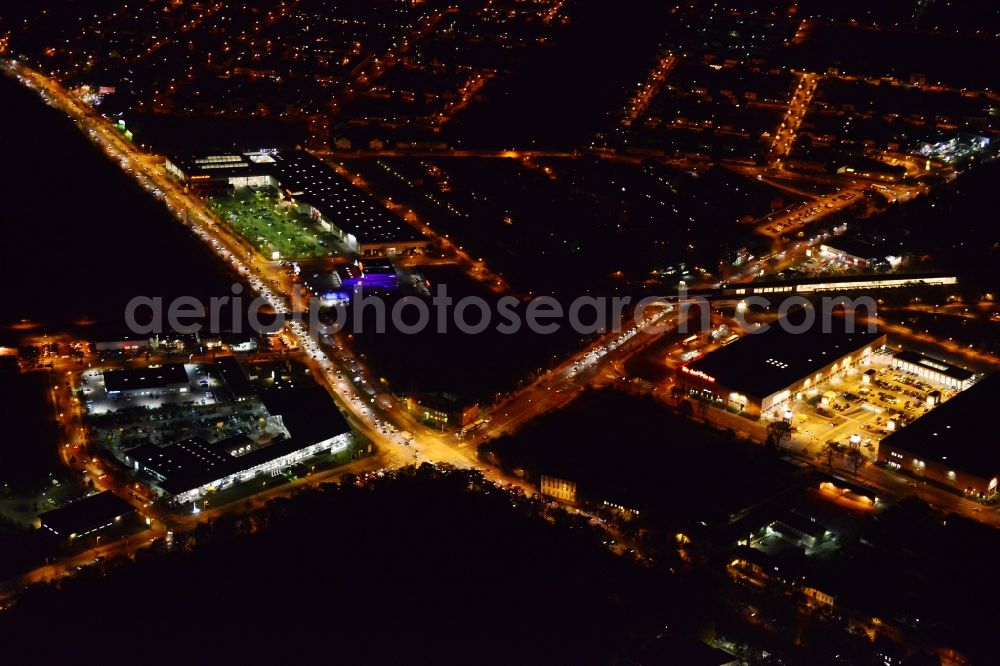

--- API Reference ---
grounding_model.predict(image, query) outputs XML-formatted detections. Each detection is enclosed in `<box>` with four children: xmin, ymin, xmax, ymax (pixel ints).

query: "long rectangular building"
<box><xmin>103</xmin><ymin>364</ymin><xmax>191</xmax><ymax>397</ymax></box>
<box><xmin>39</xmin><ymin>491</ymin><xmax>136</xmax><ymax>540</ymax></box>
<box><xmin>890</xmin><ymin>350</ymin><xmax>975</xmax><ymax>391</ymax></box>
<box><xmin>711</xmin><ymin>273</ymin><xmax>957</xmax><ymax>299</ymax></box>
<box><xmin>878</xmin><ymin>373</ymin><xmax>998</xmax><ymax>498</ymax></box>
<box><xmin>166</xmin><ymin>150</ymin><xmax>428</xmax><ymax>257</ymax></box>
<box><xmin>679</xmin><ymin>321</ymin><xmax>886</xmax><ymax>418</ymax></box>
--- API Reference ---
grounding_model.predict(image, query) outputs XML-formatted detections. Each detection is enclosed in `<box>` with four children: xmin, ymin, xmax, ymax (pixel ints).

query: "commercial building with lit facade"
<box><xmin>890</xmin><ymin>350</ymin><xmax>975</xmax><ymax>391</ymax></box>
<box><xmin>878</xmin><ymin>373</ymin><xmax>998</xmax><ymax>498</ymax></box>
<box><xmin>302</xmin><ymin>259</ymin><xmax>399</xmax><ymax>306</ymax></box>
<box><xmin>713</xmin><ymin>273</ymin><xmax>956</xmax><ymax>299</ymax></box>
<box><xmin>127</xmin><ymin>432</ymin><xmax>352</xmax><ymax>505</ymax></box>
<box><xmin>678</xmin><ymin>322</ymin><xmax>886</xmax><ymax>418</ymax></box>
<box><xmin>540</xmin><ymin>475</ymin><xmax>577</xmax><ymax>503</ymax></box>
<box><xmin>165</xmin><ymin>150</ymin><xmax>428</xmax><ymax>257</ymax></box>
<box><xmin>818</xmin><ymin>237</ymin><xmax>896</xmax><ymax>272</ymax></box>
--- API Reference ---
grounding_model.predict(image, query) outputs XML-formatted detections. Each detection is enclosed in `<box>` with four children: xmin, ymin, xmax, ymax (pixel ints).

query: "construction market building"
<box><xmin>678</xmin><ymin>322</ymin><xmax>886</xmax><ymax>418</ymax></box>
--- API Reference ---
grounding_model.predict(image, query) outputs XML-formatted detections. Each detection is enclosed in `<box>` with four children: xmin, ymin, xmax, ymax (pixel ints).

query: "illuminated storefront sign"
<box><xmin>681</xmin><ymin>366</ymin><xmax>715</xmax><ymax>382</ymax></box>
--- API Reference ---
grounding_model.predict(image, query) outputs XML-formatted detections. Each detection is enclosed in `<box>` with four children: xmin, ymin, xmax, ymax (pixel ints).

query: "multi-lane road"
<box><xmin>3</xmin><ymin>57</ymin><xmax>672</xmax><ymax>594</ymax></box>
<box><xmin>769</xmin><ymin>71</ymin><xmax>818</xmax><ymax>167</ymax></box>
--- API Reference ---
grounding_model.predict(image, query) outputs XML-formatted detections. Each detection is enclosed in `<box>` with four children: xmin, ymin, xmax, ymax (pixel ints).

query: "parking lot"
<box><xmin>759</xmin><ymin>190</ymin><xmax>857</xmax><ymax>238</ymax></box>
<box><xmin>208</xmin><ymin>188</ymin><xmax>337</xmax><ymax>260</ymax></box>
<box><xmin>79</xmin><ymin>362</ymin><xmax>284</xmax><ymax>460</ymax></box>
<box><xmin>776</xmin><ymin>350</ymin><xmax>960</xmax><ymax>462</ymax></box>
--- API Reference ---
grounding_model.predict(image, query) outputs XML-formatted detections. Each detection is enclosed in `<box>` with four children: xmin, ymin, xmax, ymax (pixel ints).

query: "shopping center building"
<box><xmin>679</xmin><ymin>322</ymin><xmax>886</xmax><ymax>418</ymax></box>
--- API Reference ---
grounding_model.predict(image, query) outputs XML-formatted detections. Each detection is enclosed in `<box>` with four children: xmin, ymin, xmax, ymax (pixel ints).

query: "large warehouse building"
<box><xmin>165</xmin><ymin>150</ymin><xmax>428</xmax><ymax>257</ymax></box>
<box><xmin>39</xmin><ymin>491</ymin><xmax>136</xmax><ymax>541</ymax></box>
<box><xmin>678</xmin><ymin>322</ymin><xmax>886</xmax><ymax>418</ymax></box>
<box><xmin>878</xmin><ymin>373</ymin><xmax>998</xmax><ymax>498</ymax></box>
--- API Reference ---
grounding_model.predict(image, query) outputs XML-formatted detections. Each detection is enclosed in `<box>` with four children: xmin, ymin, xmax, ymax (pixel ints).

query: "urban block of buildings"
<box><xmin>404</xmin><ymin>393</ymin><xmax>479</xmax><ymax>429</ymax></box>
<box><xmin>125</xmin><ymin>386</ymin><xmax>353</xmax><ymax>504</ymax></box>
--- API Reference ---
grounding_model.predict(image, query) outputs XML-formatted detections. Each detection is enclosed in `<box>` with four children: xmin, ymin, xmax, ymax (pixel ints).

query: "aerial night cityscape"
<box><xmin>1</xmin><ymin>1</ymin><xmax>1000</xmax><ymax>663</ymax></box>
